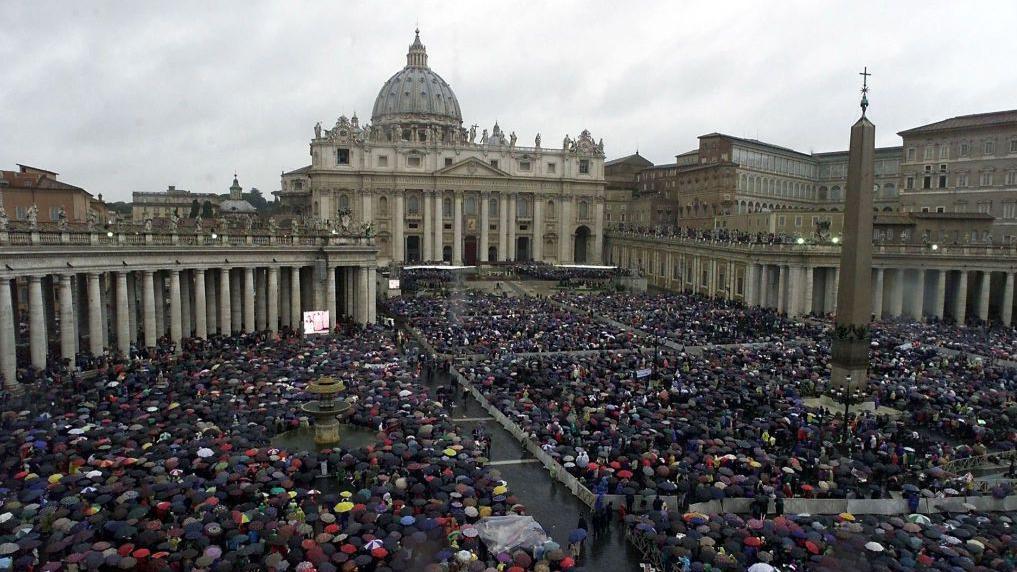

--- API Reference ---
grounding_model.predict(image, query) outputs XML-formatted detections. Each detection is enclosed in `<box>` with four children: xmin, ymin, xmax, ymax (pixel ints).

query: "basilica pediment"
<box><xmin>435</xmin><ymin>157</ymin><xmax>511</xmax><ymax>178</ymax></box>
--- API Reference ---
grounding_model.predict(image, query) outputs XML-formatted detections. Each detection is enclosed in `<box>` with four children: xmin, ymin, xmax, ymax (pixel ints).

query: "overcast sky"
<box><xmin>3</xmin><ymin>1</ymin><xmax>1016</xmax><ymax>202</ymax></box>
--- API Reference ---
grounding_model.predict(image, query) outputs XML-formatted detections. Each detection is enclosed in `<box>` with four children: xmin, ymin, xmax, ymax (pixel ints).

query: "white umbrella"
<box><xmin>748</xmin><ymin>564</ymin><xmax>776</xmax><ymax>572</ymax></box>
<box><xmin>864</xmin><ymin>541</ymin><xmax>884</xmax><ymax>552</ymax></box>
<box><xmin>197</xmin><ymin>447</ymin><xmax>214</xmax><ymax>458</ymax></box>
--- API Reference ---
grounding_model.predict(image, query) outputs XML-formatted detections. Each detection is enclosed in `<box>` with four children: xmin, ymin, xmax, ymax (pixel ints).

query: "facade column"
<box><xmin>433</xmin><ymin>192</ymin><xmax>444</xmax><ymax>262</ymax></box>
<box><xmin>205</xmin><ymin>271</ymin><xmax>218</xmax><ymax>335</ymax></box>
<box><xmin>255</xmin><ymin>269</ymin><xmax>267</xmax><ymax>331</ymax></box>
<box><xmin>933</xmin><ymin>269</ymin><xmax>946</xmax><ymax>320</ymax></box>
<box><xmin>479</xmin><ymin>192</ymin><xmax>490</xmax><ymax>263</ymax></box>
<box><xmin>889</xmin><ymin>268</ymin><xmax>904</xmax><ymax>317</ymax></box>
<box><xmin>707</xmin><ymin>260</ymin><xmax>717</xmax><ymax>298</ymax></box>
<box><xmin>532</xmin><ymin>196</ymin><xmax>544</xmax><ymax>262</ymax></box>
<box><xmin>230</xmin><ymin>269</ymin><xmax>241</xmax><ymax>333</ymax></box>
<box><xmin>153</xmin><ymin>272</ymin><xmax>165</xmax><ymax>337</ymax></box>
<box><xmin>29</xmin><ymin>276</ymin><xmax>47</xmax><ymax>369</ymax></box>
<box><xmin>86</xmin><ymin>273</ymin><xmax>103</xmax><ymax>355</ymax></box>
<box><xmin>912</xmin><ymin>269</ymin><xmax>926</xmax><ymax>319</ymax></box>
<box><xmin>142</xmin><ymin>270</ymin><xmax>157</xmax><ymax>348</ymax></box>
<box><xmin>327</xmin><ymin>266</ymin><xmax>337</xmax><ymax>329</ymax></box>
<box><xmin>127</xmin><ymin>274</ymin><xmax>138</xmax><ymax>345</ymax></box>
<box><xmin>356</xmin><ymin>266</ymin><xmax>370</xmax><ymax>324</ymax></box>
<box><xmin>831</xmin><ymin>268</ymin><xmax>841</xmax><ymax>314</ymax></box>
<box><xmin>759</xmin><ymin>265</ymin><xmax>770</xmax><ymax>308</ymax></box>
<box><xmin>393</xmin><ymin>193</ymin><xmax>405</xmax><ymax>264</ymax></box>
<box><xmin>279</xmin><ymin>268</ymin><xmax>290</xmax><ymax>329</ymax></box>
<box><xmin>59</xmin><ymin>274</ymin><xmax>76</xmax><ymax>368</ymax></box>
<box><xmin>977</xmin><ymin>271</ymin><xmax>991</xmax><ymax>321</ymax></box>
<box><xmin>506</xmin><ymin>193</ymin><xmax>517</xmax><ymax>260</ymax></box>
<box><xmin>777</xmin><ymin>265</ymin><xmax>788</xmax><ymax>314</ymax></box>
<box><xmin>422</xmin><ymin>191</ymin><xmax>433</xmax><ymax>261</ymax></box>
<box><xmin>593</xmin><ymin>199</ymin><xmax>605</xmax><ymax>264</ymax></box>
<box><xmin>872</xmin><ymin>268</ymin><xmax>884</xmax><ymax>319</ymax></box>
<box><xmin>0</xmin><ymin>279</ymin><xmax>17</xmax><ymax>390</ymax></box>
<box><xmin>745</xmin><ymin>263</ymin><xmax>758</xmax><ymax>306</ymax></box>
<box><xmin>168</xmin><ymin>270</ymin><xmax>182</xmax><ymax>352</ymax></box>
<box><xmin>954</xmin><ymin>270</ymin><xmax>968</xmax><ymax>324</ymax></box>
<box><xmin>194</xmin><ymin>270</ymin><xmax>207</xmax><ymax>339</ymax></box>
<box><xmin>498</xmin><ymin>193</ymin><xmax>508</xmax><ymax>261</ymax></box>
<box><xmin>367</xmin><ymin>266</ymin><xmax>377</xmax><ymax>323</ymax></box>
<box><xmin>1002</xmin><ymin>272</ymin><xmax>1015</xmax><ymax>326</ymax></box>
<box><xmin>180</xmin><ymin>270</ymin><xmax>192</xmax><ymax>338</ymax></box>
<box><xmin>244</xmin><ymin>267</ymin><xmax>256</xmax><ymax>332</ymax></box>
<box><xmin>267</xmin><ymin>267</ymin><xmax>279</xmax><ymax>333</ymax></box>
<box><xmin>290</xmin><ymin>266</ymin><xmax>302</xmax><ymax>330</ymax></box>
<box><xmin>558</xmin><ymin>197</ymin><xmax>570</xmax><ymax>263</ymax></box>
<box><xmin>453</xmin><ymin>191</ymin><xmax>463</xmax><ymax>265</ymax></box>
<box><xmin>823</xmin><ymin>268</ymin><xmax>835</xmax><ymax>314</ymax></box>
<box><xmin>787</xmin><ymin>266</ymin><xmax>802</xmax><ymax>317</ymax></box>
<box><xmin>219</xmin><ymin>269</ymin><xmax>232</xmax><ymax>335</ymax></box>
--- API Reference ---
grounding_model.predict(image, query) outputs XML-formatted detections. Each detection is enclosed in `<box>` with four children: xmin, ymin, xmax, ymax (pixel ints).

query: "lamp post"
<box><xmin>832</xmin><ymin>375</ymin><xmax>867</xmax><ymax>453</ymax></box>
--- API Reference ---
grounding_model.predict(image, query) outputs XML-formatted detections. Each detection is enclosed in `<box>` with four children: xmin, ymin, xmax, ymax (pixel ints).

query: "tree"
<box><xmin>189</xmin><ymin>199</ymin><xmax>200</xmax><ymax>218</ymax></box>
<box><xmin>201</xmin><ymin>200</ymin><xmax>214</xmax><ymax>217</ymax></box>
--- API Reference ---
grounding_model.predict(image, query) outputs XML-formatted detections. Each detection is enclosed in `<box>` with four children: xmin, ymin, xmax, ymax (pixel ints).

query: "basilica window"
<box><xmin>338</xmin><ymin>194</ymin><xmax>350</xmax><ymax>210</ymax></box>
<box><xmin>489</xmin><ymin>198</ymin><xmax>499</xmax><ymax>216</ymax></box>
<box><xmin>546</xmin><ymin>162</ymin><xmax>556</xmax><ymax>173</ymax></box>
<box><xmin>578</xmin><ymin>201</ymin><xmax>589</xmax><ymax>220</ymax></box>
<box><xmin>445</xmin><ymin>157</ymin><xmax>453</xmax><ymax>167</ymax></box>
<box><xmin>517</xmin><ymin>197</ymin><xmax>530</xmax><ymax>218</ymax></box>
<box><xmin>465</xmin><ymin>196</ymin><xmax>477</xmax><ymax>216</ymax></box>
<box><xmin>377</xmin><ymin>155</ymin><xmax>388</xmax><ymax>167</ymax></box>
<box><xmin>443</xmin><ymin>198</ymin><xmax>452</xmax><ymax>217</ymax></box>
<box><xmin>337</xmin><ymin>148</ymin><xmax>350</xmax><ymax>165</ymax></box>
<box><xmin>293</xmin><ymin>180</ymin><xmax>303</xmax><ymax>190</ymax></box>
<box><xmin>378</xmin><ymin>196</ymin><xmax>389</xmax><ymax>215</ymax></box>
<box><xmin>546</xmin><ymin>200</ymin><xmax>555</xmax><ymax>219</ymax></box>
<box><xmin>579</xmin><ymin>160</ymin><xmax>589</xmax><ymax>174</ymax></box>
<box><xmin>407</xmin><ymin>156</ymin><xmax>421</xmax><ymax>168</ymax></box>
<box><xmin>407</xmin><ymin>195</ymin><xmax>420</xmax><ymax>215</ymax></box>
<box><xmin>519</xmin><ymin>160</ymin><xmax>530</xmax><ymax>171</ymax></box>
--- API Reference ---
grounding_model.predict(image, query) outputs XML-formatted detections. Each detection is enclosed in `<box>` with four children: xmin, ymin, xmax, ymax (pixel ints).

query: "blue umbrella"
<box><xmin>569</xmin><ymin>528</ymin><xmax>588</xmax><ymax>543</ymax></box>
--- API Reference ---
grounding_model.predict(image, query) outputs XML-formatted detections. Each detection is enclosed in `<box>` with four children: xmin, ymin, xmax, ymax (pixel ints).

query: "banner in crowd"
<box><xmin>302</xmin><ymin>310</ymin><xmax>329</xmax><ymax>335</ymax></box>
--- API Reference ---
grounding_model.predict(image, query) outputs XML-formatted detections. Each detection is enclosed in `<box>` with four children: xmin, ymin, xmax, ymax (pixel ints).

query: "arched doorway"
<box><xmin>442</xmin><ymin>246</ymin><xmax>452</xmax><ymax>263</ymax></box>
<box><xmin>405</xmin><ymin>236</ymin><xmax>421</xmax><ymax>263</ymax></box>
<box><xmin>515</xmin><ymin>237</ymin><xmax>530</xmax><ymax>262</ymax></box>
<box><xmin>487</xmin><ymin>246</ymin><xmax>498</xmax><ymax>261</ymax></box>
<box><xmin>574</xmin><ymin>225</ymin><xmax>591</xmax><ymax>263</ymax></box>
<box><xmin>464</xmin><ymin>236</ymin><xmax>478</xmax><ymax>266</ymax></box>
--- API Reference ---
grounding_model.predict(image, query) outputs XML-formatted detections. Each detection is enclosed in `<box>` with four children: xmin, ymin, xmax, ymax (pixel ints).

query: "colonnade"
<box><xmin>0</xmin><ymin>264</ymin><xmax>378</xmax><ymax>389</ymax></box>
<box><xmin>383</xmin><ymin>190</ymin><xmax>605</xmax><ymax>266</ymax></box>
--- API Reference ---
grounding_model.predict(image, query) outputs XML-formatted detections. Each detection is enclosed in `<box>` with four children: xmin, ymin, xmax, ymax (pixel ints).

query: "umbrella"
<box><xmin>569</xmin><ymin>529</ymin><xmax>587</xmax><ymax>543</ymax></box>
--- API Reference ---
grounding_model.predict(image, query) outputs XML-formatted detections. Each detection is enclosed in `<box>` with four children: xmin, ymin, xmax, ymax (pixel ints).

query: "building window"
<box><xmin>293</xmin><ymin>180</ymin><xmax>303</xmax><ymax>190</ymax></box>
<box><xmin>579</xmin><ymin>159</ymin><xmax>590</xmax><ymax>174</ymax></box>
<box><xmin>49</xmin><ymin>207</ymin><xmax>61</xmax><ymax>221</ymax></box>
<box><xmin>1007</xmin><ymin>171</ymin><xmax>1017</xmax><ymax>186</ymax></box>
<box><xmin>546</xmin><ymin>200</ymin><xmax>555</xmax><ymax>219</ymax></box>
<box><xmin>407</xmin><ymin>156</ymin><xmax>421</xmax><ymax>168</ymax></box>
<box><xmin>1004</xmin><ymin>202</ymin><xmax>1017</xmax><ymax>220</ymax></box>
<box><xmin>1011</xmin><ymin>138</ymin><xmax>1017</xmax><ymax>153</ymax></box>
<box><xmin>923</xmin><ymin>146</ymin><xmax>933</xmax><ymax>160</ymax></box>
<box><xmin>905</xmin><ymin>177</ymin><xmax>914</xmax><ymax>190</ymax></box>
<box><xmin>985</xmin><ymin>140</ymin><xmax>995</xmax><ymax>155</ymax></box>
<box><xmin>489</xmin><ymin>198</ymin><xmax>498</xmax><ymax>216</ymax></box>
<box><xmin>444</xmin><ymin>157</ymin><xmax>453</xmax><ymax>167</ymax></box>
<box><xmin>407</xmin><ymin>195</ymin><xmax>420</xmax><ymax>215</ymax></box>
<box><xmin>923</xmin><ymin>176</ymin><xmax>931</xmax><ymax>189</ymax></box>
<box><xmin>960</xmin><ymin>143</ymin><xmax>969</xmax><ymax>156</ymax></box>
<box><xmin>337</xmin><ymin>148</ymin><xmax>350</xmax><ymax>165</ymax></box>
<box><xmin>16</xmin><ymin>207</ymin><xmax>27</xmax><ymax>220</ymax></box>
<box><xmin>516</xmin><ymin>197</ymin><xmax>530</xmax><ymax>218</ymax></box>
<box><xmin>907</xmin><ymin>148</ymin><xmax>916</xmax><ymax>162</ymax></box>
<box><xmin>957</xmin><ymin>174</ymin><xmax>969</xmax><ymax>187</ymax></box>
<box><xmin>938</xmin><ymin>175</ymin><xmax>947</xmax><ymax>188</ymax></box>
<box><xmin>377</xmin><ymin>155</ymin><xmax>388</xmax><ymax>167</ymax></box>
<box><xmin>921</xmin><ymin>207</ymin><xmax>930</xmax><ymax>213</ymax></box>
<box><xmin>442</xmin><ymin>197</ymin><xmax>452</xmax><ymax>217</ymax></box>
<box><xmin>546</xmin><ymin>162</ymin><xmax>556</xmax><ymax>173</ymax></box>
<box><xmin>980</xmin><ymin>172</ymin><xmax>993</xmax><ymax>186</ymax></box>
<box><xmin>519</xmin><ymin>160</ymin><xmax>530</xmax><ymax>171</ymax></box>
<box><xmin>378</xmin><ymin>196</ymin><xmax>389</xmax><ymax>215</ymax></box>
<box><xmin>936</xmin><ymin>206</ymin><xmax>945</xmax><ymax>213</ymax></box>
<box><xmin>978</xmin><ymin>201</ymin><xmax>992</xmax><ymax>214</ymax></box>
<box><xmin>465</xmin><ymin>196</ymin><xmax>477</xmax><ymax>216</ymax></box>
<box><xmin>938</xmin><ymin>145</ymin><xmax>949</xmax><ymax>160</ymax></box>
<box><xmin>578</xmin><ymin>201</ymin><xmax>589</xmax><ymax>220</ymax></box>
<box><xmin>338</xmin><ymin>194</ymin><xmax>350</xmax><ymax>210</ymax></box>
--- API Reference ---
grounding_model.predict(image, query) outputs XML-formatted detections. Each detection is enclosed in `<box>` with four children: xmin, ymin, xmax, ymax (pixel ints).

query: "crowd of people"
<box><xmin>553</xmin><ymin>292</ymin><xmax>824</xmax><ymax>346</ymax></box>
<box><xmin>386</xmin><ymin>292</ymin><xmax>637</xmax><ymax>355</ymax></box>
<box><xmin>0</xmin><ymin>326</ymin><xmax>586</xmax><ymax>571</ymax></box>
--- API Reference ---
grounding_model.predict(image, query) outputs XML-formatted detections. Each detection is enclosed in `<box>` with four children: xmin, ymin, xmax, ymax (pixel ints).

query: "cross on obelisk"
<box><xmin>859</xmin><ymin>66</ymin><xmax>871</xmax><ymax>116</ymax></box>
<box><xmin>830</xmin><ymin>68</ymin><xmax>876</xmax><ymax>398</ymax></box>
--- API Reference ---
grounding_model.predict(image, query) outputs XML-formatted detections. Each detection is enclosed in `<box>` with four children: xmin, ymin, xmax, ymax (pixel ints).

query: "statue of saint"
<box><xmin>194</xmin><ymin>214</ymin><xmax>203</xmax><ymax>233</ymax></box>
<box><xmin>86</xmin><ymin>210</ymin><xmax>97</xmax><ymax>231</ymax></box>
<box><xmin>56</xmin><ymin>207</ymin><xmax>68</xmax><ymax>231</ymax></box>
<box><xmin>267</xmin><ymin>217</ymin><xmax>278</xmax><ymax>234</ymax></box>
<box><xmin>169</xmin><ymin>210</ymin><xmax>180</xmax><ymax>232</ymax></box>
<box><xmin>26</xmin><ymin>204</ymin><xmax>38</xmax><ymax>230</ymax></box>
<box><xmin>509</xmin><ymin>131</ymin><xmax>517</xmax><ymax>147</ymax></box>
<box><xmin>314</xmin><ymin>122</ymin><xmax>322</xmax><ymax>139</ymax></box>
<box><xmin>469</xmin><ymin>125</ymin><xmax>477</xmax><ymax>143</ymax></box>
<box><xmin>0</xmin><ymin>205</ymin><xmax>8</xmax><ymax>231</ymax></box>
<box><xmin>143</xmin><ymin>217</ymin><xmax>153</xmax><ymax>232</ymax></box>
<box><xmin>535</xmin><ymin>133</ymin><xmax>541</xmax><ymax>148</ymax></box>
<box><xmin>481</xmin><ymin>129</ymin><xmax>489</xmax><ymax>144</ymax></box>
<box><xmin>563</xmin><ymin>135</ymin><xmax>570</xmax><ymax>150</ymax></box>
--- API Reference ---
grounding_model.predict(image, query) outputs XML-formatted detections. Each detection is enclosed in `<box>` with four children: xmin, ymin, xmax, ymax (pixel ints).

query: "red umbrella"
<box><xmin>805</xmin><ymin>541</ymin><xmax>820</xmax><ymax>554</ymax></box>
<box><xmin>744</xmin><ymin>536</ymin><xmax>762</xmax><ymax>547</ymax></box>
<box><xmin>617</xmin><ymin>470</ymin><xmax>634</xmax><ymax>479</ymax></box>
<box><xmin>371</xmin><ymin>547</ymin><xmax>388</xmax><ymax>558</ymax></box>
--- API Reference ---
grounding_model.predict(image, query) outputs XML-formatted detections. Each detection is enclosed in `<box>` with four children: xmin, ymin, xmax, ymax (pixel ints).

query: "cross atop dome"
<box><xmin>407</xmin><ymin>29</ymin><xmax>428</xmax><ymax>68</ymax></box>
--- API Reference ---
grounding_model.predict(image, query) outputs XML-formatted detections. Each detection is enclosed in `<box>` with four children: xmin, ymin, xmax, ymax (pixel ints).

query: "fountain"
<box><xmin>302</xmin><ymin>375</ymin><xmax>352</xmax><ymax>445</ymax></box>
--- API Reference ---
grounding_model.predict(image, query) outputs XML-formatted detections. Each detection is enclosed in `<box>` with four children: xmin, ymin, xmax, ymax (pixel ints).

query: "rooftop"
<box><xmin>898</xmin><ymin>109</ymin><xmax>1017</xmax><ymax>136</ymax></box>
<box><xmin>699</xmin><ymin>132</ymin><xmax>814</xmax><ymax>159</ymax></box>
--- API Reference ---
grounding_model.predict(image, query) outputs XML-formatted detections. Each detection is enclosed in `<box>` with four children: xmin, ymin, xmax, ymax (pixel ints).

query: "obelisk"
<box><xmin>830</xmin><ymin>69</ymin><xmax>875</xmax><ymax>391</ymax></box>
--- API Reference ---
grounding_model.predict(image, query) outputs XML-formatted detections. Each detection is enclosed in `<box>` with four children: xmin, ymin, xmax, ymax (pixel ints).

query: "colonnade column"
<box><xmin>127</xmin><ymin>274</ymin><xmax>138</xmax><ymax>345</ymax></box>
<box><xmin>169</xmin><ymin>270</ymin><xmax>182</xmax><ymax>352</ymax></box>
<box><xmin>954</xmin><ymin>271</ymin><xmax>968</xmax><ymax>324</ymax></box>
<box><xmin>142</xmin><ymin>270</ymin><xmax>157</xmax><ymax>348</ymax></box>
<box><xmin>59</xmin><ymin>275</ymin><xmax>76</xmax><ymax>368</ymax></box>
<box><xmin>477</xmin><ymin>193</ymin><xmax>489</xmax><ymax>263</ymax></box>
<box><xmin>115</xmin><ymin>272</ymin><xmax>130</xmax><ymax>355</ymax></box>
<box><xmin>255</xmin><ymin>269</ymin><xmax>267</xmax><ymax>331</ymax></box>
<box><xmin>219</xmin><ymin>269</ymin><xmax>232</xmax><ymax>335</ymax></box>
<box><xmin>0</xmin><ymin>279</ymin><xmax>17</xmax><ymax>390</ymax></box>
<box><xmin>498</xmin><ymin>193</ymin><xmax>508</xmax><ymax>261</ymax></box>
<box><xmin>593</xmin><ymin>199</ymin><xmax>604</xmax><ymax>264</ymax></box>
<box><xmin>356</xmin><ymin>266</ymin><xmax>370</xmax><ymax>324</ymax></box>
<box><xmin>933</xmin><ymin>270</ymin><xmax>946</xmax><ymax>320</ymax></box>
<box><xmin>433</xmin><ymin>192</ymin><xmax>443</xmax><ymax>262</ymax></box>
<box><xmin>889</xmin><ymin>269</ymin><xmax>904</xmax><ymax>317</ymax></box>
<box><xmin>532</xmin><ymin>196</ymin><xmax>543</xmax><ymax>262</ymax></box>
<box><xmin>872</xmin><ymin>268</ymin><xmax>884</xmax><ymax>319</ymax></box>
<box><xmin>267</xmin><ymin>267</ymin><xmax>279</xmax><ymax>333</ymax></box>
<box><xmin>290</xmin><ymin>266</ymin><xmax>302</xmax><ymax>330</ymax></box>
<box><xmin>29</xmin><ymin>276</ymin><xmax>47</xmax><ymax>369</ymax></box>
<box><xmin>759</xmin><ymin>265</ymin><xmax>770</xmax><ymax>308</ymax></box>
<box><xmin>206</xmin><ymin>273</ymin><xmax>218</xmax><ymax>335</ymax></box>
<box><xmin>87</xmin><ymin>272</ymin><xmax>104</xmax><ymax>355</ymax></box>
<box><xmin>912</xmin><ymin>269</ymin><xmax>926</xmax><ymax>319</ymax></box>
<box><xmin>558</xmin><ymin>197</ymin><xmax>570</xmax><ymax>263</ymax></box>
<box><xmin>776</xmin><ymin>265</ymin><xmax>788</xmax><ymax>314</ymax></box>
<box><xmin>344</xmin><ymin>269</ymin><xmax>355</xmax><ymax>319</ymax></box>
<box><xmin>154</xmin><ymin>272</ymin><xmax>165</xmax><ymax>338</ymax></box>
<box><xmin>1003</xmin><ymin>272</ymin><xmax>1015</xmax><ymax>326</ymax></box>
<box><xmin>744</xmin><ymin>263</ymin><xmax>758</xmax><ymax>306</ymax></box>
<box><xmin>507</xmin><ymin>193</ymin><xmax>517</xmax><ymax>260</ymax></box>
<box><xmin>787</xmin><ymin>266</ymin><xmax>802</xmax><ymax>317</ymax></box>
<box><xmin>393</xmin><ymin>193</ymin><xmax>405</xmax><ymax>264</ymax></box>
<box><xmin>453</xmin><ymin>192</ymin><xmax>463</xmax><ymax>265</ymax></box>
<box><xmin>367</xmin><ymin>266</ymin><xmax>377</xmax><ymax>323</ymax></box>
<box><xmin>977</xmin><ymin>271</ymin><xmax>991</xmax><ymax>321</ymax></box>
<box><xmin>230</xmin><ymin>270</ymin><xmax>241</xmax><ymax>333</ymax></box>
<box><xmin>423</xmin><ymin>191</ymin><xmax>433</xmax><ymax>261</ymax></box>
<box><xmin>194</xmin><ymin>270</ymin><xmax>207</xmax><ymax>339</ymax></box>
<box><xmin>244</xmin><ymin>267</ymin><xmax>256</xmax><ymax>332</ymax></box>
<box><xmin>327</xmin><ymin>266</ymin><xmax>337</xmax><ymax>329</ymax></box>
<box><xmin>180</xmin><ymin>270</ymin><xmax>192</xmax><ymax>338</ymax></box>
<box><xmin>803</xmin><ymin>266</ymin><xmax>815</xmax><ymax>315</ymax></box>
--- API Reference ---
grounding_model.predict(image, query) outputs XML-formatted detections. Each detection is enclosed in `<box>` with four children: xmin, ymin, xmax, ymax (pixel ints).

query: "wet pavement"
<box><xmin>431</xmin><ymin>364</ymin><xmax>643</xmax><ymax>571</ymax></box>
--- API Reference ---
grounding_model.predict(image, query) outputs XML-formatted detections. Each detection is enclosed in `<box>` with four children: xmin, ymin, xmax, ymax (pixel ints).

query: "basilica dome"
<box><xmin>371</xmin><ymin>30</ymin><xmax>462</xmax><ymax>129</ymax></box>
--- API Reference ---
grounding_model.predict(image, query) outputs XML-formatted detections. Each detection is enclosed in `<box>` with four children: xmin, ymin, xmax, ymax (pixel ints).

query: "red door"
<box><xmin>464</xmin><ymin>236</ymin><xmax>478</xmax><ymax>265</ymax></box>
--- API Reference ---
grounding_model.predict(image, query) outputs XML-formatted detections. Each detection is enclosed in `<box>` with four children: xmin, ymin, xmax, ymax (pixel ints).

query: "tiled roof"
<box><xmin>0</xmin><ymin>170</ymin><xmax>89</xmax><ymax>195</ymax></box>
<box><xmin>282</xmin><ymin>165</ymin><xmax>312</xmax><ymax>176</ymax></box>
<box><xmin>898</xmin><ymin>110</ymin><xmax>1017</xmax><ymax>136</ymax></box>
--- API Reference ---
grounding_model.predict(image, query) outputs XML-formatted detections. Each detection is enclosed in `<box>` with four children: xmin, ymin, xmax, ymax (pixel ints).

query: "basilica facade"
<box><xmin>277</xmin><ymin>31</ymin><xmax>606</xmax><ymax>266</ymax></box>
